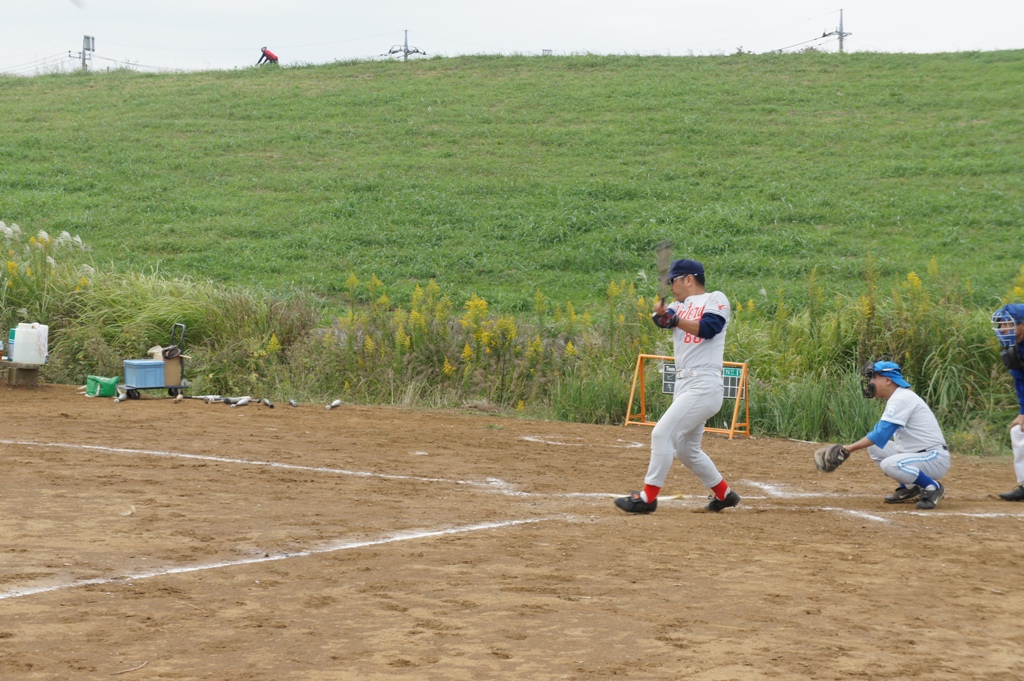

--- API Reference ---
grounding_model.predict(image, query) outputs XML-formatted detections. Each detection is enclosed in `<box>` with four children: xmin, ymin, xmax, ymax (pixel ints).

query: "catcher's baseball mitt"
<box><xmin>814</xmin><ymin>444</ymin><xmax>850</xmax><ymax>472</ymax></box>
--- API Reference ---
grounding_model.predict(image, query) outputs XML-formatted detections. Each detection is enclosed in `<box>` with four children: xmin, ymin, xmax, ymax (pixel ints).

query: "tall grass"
<box><xmin>4</xmin><ymin>225</ymin><xmax>1018</xmax><ymax>454</ymax></box>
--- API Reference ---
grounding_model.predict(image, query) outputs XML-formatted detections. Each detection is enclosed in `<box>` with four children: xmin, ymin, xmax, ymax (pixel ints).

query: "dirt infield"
<box><xmin>2</xmin><ymin>384</ymin><xmax>1024</xmax><ymax>680</ymax></box>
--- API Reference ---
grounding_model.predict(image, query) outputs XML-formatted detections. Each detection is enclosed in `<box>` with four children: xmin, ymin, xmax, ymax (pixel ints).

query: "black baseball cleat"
<box><xmin>999</xmin><ymin>485</ymin><xmax>1024</xmax><ymax>501</ymax></box>
<box><xmin>614</xmin><ymin>491</ymin><xmax>657</xmax><ymax>514</ymax></box>
<box><xmin>706</xmin><ymin>490</ymin><xmax>741</xmax><ymax>512</ymax></box>
<box><xmin>915</xmin><ymin>482</ymin><xmax>945</xmax><ymax>510</ymax></box>
<box><xmin>885</xmin><ymin>484</ymin><xmax>921</xmax><ymax>504</ymax></box>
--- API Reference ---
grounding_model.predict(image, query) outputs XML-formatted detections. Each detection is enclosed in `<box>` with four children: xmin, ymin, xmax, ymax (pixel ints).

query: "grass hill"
<box><xmin>1</xmin><ymin>51</ymin><xmax>1022</xmax><ymax>311</ymax></box>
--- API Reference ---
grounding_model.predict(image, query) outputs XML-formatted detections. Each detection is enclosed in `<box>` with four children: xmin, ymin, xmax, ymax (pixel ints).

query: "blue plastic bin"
<box><xmin>124</xmin><ymin>359</ymin><xmax>165</xmax><ymax>388</ymax></box>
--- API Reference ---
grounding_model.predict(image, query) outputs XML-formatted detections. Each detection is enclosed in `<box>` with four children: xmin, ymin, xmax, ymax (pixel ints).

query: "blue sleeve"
<box><xmin>696</xmin><ymin>312</ymin><xmax>726</xmax><ymax>340</ymax></box>
<box><xmin>1014</xmin><ymin>373</ymin><xmax>1024</xmax><ymax>414</ymax></box>
<box><xmin>866</xmin><ymin>420</ymin><xmax>900</xmax><ymax>447</ymax></box>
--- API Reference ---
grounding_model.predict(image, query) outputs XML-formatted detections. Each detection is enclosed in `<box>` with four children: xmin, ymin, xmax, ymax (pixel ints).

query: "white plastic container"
<box><xmin>11</xmin><ymin>322</ymin><xmax>49</xmax><ymax>365</ymax></box>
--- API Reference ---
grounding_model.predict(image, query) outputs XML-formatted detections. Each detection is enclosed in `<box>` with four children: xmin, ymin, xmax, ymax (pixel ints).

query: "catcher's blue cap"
<box><xmin>667</xmin><ymin>259</ymin><xmax>704</xmax><ymax>281</ymax></box>
<box><xmin>871</xmin><ymin>361</ymin><xmax>911</xmax><ymax>388</ymax></box>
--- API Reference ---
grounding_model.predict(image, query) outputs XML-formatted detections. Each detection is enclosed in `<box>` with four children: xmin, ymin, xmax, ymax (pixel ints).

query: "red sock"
<box><xmin>642</xmin><ymin>484</ymin><xmax>661</xmax><ymax>503</ymax></box>
<box><xmin>711</xmin><ymin>479</ymin><xmax>730</xmax><ymax>501</ymax></box>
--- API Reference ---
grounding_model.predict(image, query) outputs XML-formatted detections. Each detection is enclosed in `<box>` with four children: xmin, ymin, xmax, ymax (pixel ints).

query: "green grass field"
<box><xmin>1</xmin><ymin>51</ymin><xmax>1022</xmax><ymax>311</ymax></box>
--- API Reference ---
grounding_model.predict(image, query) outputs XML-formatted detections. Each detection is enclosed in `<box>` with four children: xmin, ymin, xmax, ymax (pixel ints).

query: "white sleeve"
<box><xmin>705</xmin><ymin>291</ymin><xmax>731</xmax><ymax>324</ymax></box>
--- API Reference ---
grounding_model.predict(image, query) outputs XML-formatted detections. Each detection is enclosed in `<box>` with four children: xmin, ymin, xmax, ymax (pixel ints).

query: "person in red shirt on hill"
<box><xmin>256</xmin><ymin>47</ymin><xmax>279</xmax><ymax>65</ymax></box>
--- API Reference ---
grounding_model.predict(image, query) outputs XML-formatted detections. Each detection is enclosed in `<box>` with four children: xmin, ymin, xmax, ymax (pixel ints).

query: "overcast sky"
<box><xmin>3</xmin><ymin>0</ymin><xmax>1023</xmax><ymax>75</ymax></box>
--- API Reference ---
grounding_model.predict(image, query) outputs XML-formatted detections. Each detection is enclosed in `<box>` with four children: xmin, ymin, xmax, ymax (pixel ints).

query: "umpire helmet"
<box><xmin>992</xmin><ymin>303</ymin><xmax>1024</xmax><ymax>348</ymax></box>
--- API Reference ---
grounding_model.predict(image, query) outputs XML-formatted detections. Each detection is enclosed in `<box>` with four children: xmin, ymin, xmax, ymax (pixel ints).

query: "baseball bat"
<box><xmin>656</xmin><ymin>240</ymin><xmax>673</xmax><ymax>305</ymax></box>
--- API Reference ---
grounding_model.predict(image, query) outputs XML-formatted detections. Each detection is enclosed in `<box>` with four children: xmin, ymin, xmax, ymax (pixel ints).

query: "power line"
<box><xmin>0</xmin><ymin>54</ymin><xmax>76</xmax><ymax>76</ymax></box>
<box><xmin>0</xmin><ymin>52</ymin><xmax>72</xmax><ymax>73</ymax></box>
<box><xmin>91</xmin><ymin>53</ymin><xmax>177</xmax><ymax>72</ymax></box>
<box><xmin>687</xmin><ymin>10</ymin><xmax>841</xmax><ymax>49</ymax></box>
<box><xmin>773</xmin><ymin>34</ymin><xmax>837</xmax><ymax>52</ymax></box>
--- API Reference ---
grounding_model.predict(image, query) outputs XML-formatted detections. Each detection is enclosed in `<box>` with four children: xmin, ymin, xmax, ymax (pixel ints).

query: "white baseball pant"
<box><xmin>645</xmin><ymin>371</ymin><xmax>725</xmax><ymax>489</ymax></box>
<box><xmin>867</xmin><ymin>441</ymin><xmax>950</xmax><ymax>485</ymax></box>
<box><xmin>1011</xmin><ymin>425</ymin><xmax>1024</xmax><ymax>484</ymax></box>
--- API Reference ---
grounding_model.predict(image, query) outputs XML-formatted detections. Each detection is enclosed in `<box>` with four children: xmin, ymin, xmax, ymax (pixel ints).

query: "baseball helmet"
<box><xmin>992</xmin><ymin>303</ymin><xmax>1024</xmax><ymax>348</ymax></box>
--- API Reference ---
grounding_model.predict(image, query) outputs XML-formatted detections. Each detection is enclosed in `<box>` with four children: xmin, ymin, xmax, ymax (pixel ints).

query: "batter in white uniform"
<box><xmin>615</xmin><ymin>258</ymin><xmax>740</xmax><ymax>514</ymax></box>
<box><xmin>841</xmin><ymin>360</ymin><xmax>950</xmax><ymax>509</ymax></box>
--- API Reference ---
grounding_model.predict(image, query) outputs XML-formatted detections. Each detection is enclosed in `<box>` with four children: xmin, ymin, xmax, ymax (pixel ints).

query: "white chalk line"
<box><xmin>0</xmin><ymin>439</ymin><xmax>509</xmax><ymax>490</ymax></box>
<box><xmin>0</xmin><ymin>517</ymin><xmax>557</xmax><ymax>602</ymax></box>
<box><xmin>743</xmin><ymin>480</ymin><xmax>876</xmax><ymax>499</ymax></box>
<box><xmin>520</xmin><ymin>435</ymin><xmax>644</xmax><ymax>449</ymax></box>
<box><xmin>5</xmin><ymin>440</ymin><xmax>1022</xmax><ymax>521</ymax></box>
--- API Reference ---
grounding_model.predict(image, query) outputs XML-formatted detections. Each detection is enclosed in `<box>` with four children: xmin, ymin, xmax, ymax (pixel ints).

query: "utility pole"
<box><xmin>838</xmin><ymin>9</ymin><xmax>849</xmax><ymax>53</ymax></box>
<box><xmin>70</xmin><ymin>35</ymin><xmax>95</xmax><ymax>70</ymax></box>
<box><xmin>822</xmin><ymin>10</ymin><xmax>852</xmax><ymax>53</ymax></box>
<box><xmin>385</xmin><ymin>30</ymin><xmax>426</xmax><ymax>61</ymax></box>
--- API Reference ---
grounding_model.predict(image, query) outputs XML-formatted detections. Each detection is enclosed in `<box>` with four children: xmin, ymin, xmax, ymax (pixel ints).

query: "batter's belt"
<box><xmin>673</xmin><ymin>367</ymin><xmax>723</xmax><ymax>378</ymax></box>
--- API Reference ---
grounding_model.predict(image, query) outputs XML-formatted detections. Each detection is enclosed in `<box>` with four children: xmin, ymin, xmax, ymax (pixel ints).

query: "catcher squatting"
<box><xmin>613</xmin><ymin>259</ymin><xmax>1024</xmax><ymax>514</ymax></box>
<box><xmin>814</xmin><ymin>361</ymin><xmax>949</xmax><ymax>509</ymax></box>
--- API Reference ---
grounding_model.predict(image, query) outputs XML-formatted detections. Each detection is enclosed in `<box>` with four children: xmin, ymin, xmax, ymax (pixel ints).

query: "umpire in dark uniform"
<box><xmin>992</xmin><ymin>303</ymin><xmax>1024</xmax><ymax>500</ymax></box>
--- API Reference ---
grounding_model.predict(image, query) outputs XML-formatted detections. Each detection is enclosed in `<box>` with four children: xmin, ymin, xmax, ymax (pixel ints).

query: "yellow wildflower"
<box><xmin>526</xmin><ymin>335</ymin><xmax>544</xmax><ymax>360</ymax></box>
<box><xmin>425</xmin><ymin>279</ymin><xmax>441</xmax><ymax>301</ymax></box>
<box><xmin>267</xmin><ymin>333</ymin><xmax>282</xmax><ymax>354</ymax></box>
<box><xmin>566</xmin><ymin>301</ymin><xmax>578</xmax><ymax>322</ymax></box>
<box><xmin>461</xmin><ymin>294</ymin><xmax>489</xmax><ymax>331</ymax></box>
<box><xmin>493</xmin><ymin>317</ymin><xmax>517</xmax><ymax>349</ymax></box>
<box><xmin>534</xmin><ymin>289</ymin><xmax>548</xmax><ymax>316</ymax></box>
<box><xmin>395</xmin><ymin>324</ymin><xmax>410</xmax><ymax>350</ymax></box>
<box><xmin>442</xmin><ymin>357</ymin><xmax>457</xmax><ymax>376</ymax></box>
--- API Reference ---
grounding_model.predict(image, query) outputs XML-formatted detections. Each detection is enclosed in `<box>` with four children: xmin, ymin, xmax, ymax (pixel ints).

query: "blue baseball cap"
<box><xmin>871</xmin><ymin>361</ymin><xmax>911</xmax><ymax>388</ymax></box>
<box><xmin>667</xmin><ymin>259</ymin><xmax>704</xmax><ymax>281</ymax></box>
